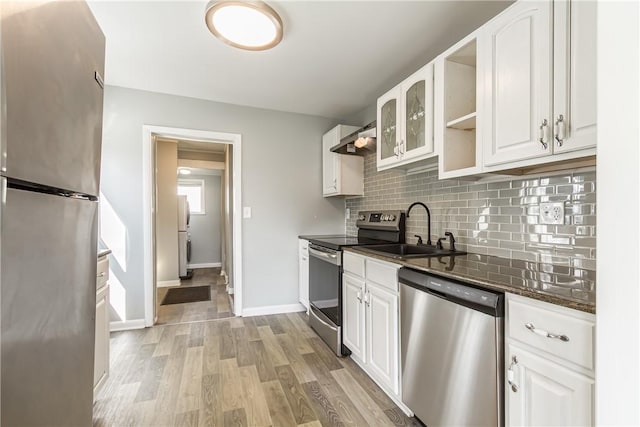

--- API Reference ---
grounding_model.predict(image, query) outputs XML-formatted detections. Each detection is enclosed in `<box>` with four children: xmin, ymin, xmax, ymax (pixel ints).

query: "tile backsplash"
<box><xmin>346</xmin><ymin>153</ymin><xmax>597</xmax><ymax>270</ymax></box>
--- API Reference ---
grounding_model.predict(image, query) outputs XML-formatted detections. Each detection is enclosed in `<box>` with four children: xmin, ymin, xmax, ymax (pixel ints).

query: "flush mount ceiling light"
<box><xmin>178</xmin><ymin>168</ymin><xmax>191</xmax><ymax>175</ymax></box>
<box><xmin>205</xmin><ymin>0</ymin><xmax>283</xmax><ymax>51</ymax></box>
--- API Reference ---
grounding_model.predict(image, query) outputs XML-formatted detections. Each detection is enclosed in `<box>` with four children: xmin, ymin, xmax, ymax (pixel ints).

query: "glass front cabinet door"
<box><xmin>377</xmin><ymin>86</ymin><xmax>401</xmax><ymax>170</ymax></box>
<box><xmin>377</xmin><ymin>62</ymin><xmax>435</xmax><ymax>171</ymax></box>
<box><xmin>401</xmin><ymin>63</ymin><xmax>434</xmax><ymax>161</ymax></box>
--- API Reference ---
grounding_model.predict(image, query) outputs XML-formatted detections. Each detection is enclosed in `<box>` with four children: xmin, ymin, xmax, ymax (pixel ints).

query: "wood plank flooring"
<box><xmin>157</xmin><ymin>268</ymin><xmax>233</xmax><ymax>325</ymax></box>
<box><xmin>93</xmin><ymin>312</ymin><xmax>421</xmax><ymax>427</ymax></box>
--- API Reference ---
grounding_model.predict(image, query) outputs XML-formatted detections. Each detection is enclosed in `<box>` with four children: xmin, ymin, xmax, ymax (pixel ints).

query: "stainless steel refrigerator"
<box><xmin>178</xmin><ymin>195</ymin><xmax>190</xmax><ymax>278</ymax></box>
<box><xmin>0</xmin><ymin>1</ymin><xmax>105</xmax><ymax>425</ymax></box>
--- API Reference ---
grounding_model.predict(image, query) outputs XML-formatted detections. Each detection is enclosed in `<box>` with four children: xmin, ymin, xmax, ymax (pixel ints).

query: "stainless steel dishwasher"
<box><xmin>399</xmin><ymin>267</ymin><xmax>504</xmax><ymax>427</ymax></box>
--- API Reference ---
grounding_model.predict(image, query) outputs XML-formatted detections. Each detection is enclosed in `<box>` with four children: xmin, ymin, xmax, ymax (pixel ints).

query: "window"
<box><xmin>178</xmin><ymin>179</ymin><xmax>205</xmax><ymax>214</ymax></box>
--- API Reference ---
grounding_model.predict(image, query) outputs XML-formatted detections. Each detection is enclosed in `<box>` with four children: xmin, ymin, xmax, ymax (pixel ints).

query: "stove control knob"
<box><xmin>389</xmin><ymin>214</ymin><xmax>396</xmax><ymax>221</ymax></box>
<box><xmin>358</xmin><ymin>214</ymin><xmax>366</xmax><ymax>221</ymax></box>
<box><xmin>383</xmin><ymin>215</ymin><xmax>389</xmax><ymax>221</ymax></box>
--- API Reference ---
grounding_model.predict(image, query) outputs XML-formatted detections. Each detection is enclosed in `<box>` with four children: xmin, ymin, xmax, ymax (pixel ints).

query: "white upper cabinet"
<box><xmin>377</xmin><ymin>63</ymin><xmax>435</xmax><ymax>172</ymax></box>
<box><xmin>482</xmin><ymin>0</ymin><xmax>596</xmax><ymax>169</ymax></box>
<box><xmin>377</xmin><ymin>86</ymin><xmax>402</xmax><ymax>170</ymax></box>
<box><xmin>322</xmin><ymin>124</ymin><xmax>362</xmax><ymax>197</ymax></box>
<box><xmin>553</xmin><ymin>0</ymin><xmax>597</xmax><ymax>154</ymax></box>
<box><xmin>435</xmin><ymin>34</ymin><xmax>483</xmax><ymax>179</ymax></box>
<box><xmin>482</xmin><ymin>1</ymin><xmax>553</xmax><ymax>167</ymax></box>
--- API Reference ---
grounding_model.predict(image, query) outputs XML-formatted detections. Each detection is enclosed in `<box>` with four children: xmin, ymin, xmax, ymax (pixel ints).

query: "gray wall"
<box><xmin>347</xmin><ymin>152</ymin><xmax>596</xmax><ymax>269</ymax></box>
<box><xmin>100</xmin><ymin>85</ymin><xmax>348</xmax><ymax>321</ymax></box>
<box><xmin>186</xmin><ymin>173</ymin><xmax>222</xmax><ymax>266</ymax></box>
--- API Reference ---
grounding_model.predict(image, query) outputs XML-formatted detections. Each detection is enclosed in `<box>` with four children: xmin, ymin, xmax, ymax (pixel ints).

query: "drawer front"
<box><xmin>507</xmin><ymin>295</ymin><xmax>595</xmax><ymax>371</ymax></box>
<box><xmin>343</xmin><ymin>252</ymin><xmax>365</xmax><ymax>278</ymax></box>
<box><xmin>365</xmin><ymin>258</ymin><xmax>399</xmax><ymax>292</ymax></box>
<box><xmin>97</xmin><ymin>256</ymin><xmax>109</xmax><ymax>289</ymax></box>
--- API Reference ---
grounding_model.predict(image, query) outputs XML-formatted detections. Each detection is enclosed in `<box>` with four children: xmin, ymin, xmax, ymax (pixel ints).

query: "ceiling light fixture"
<box><xmin>178</xmin><ymin>168</ymin><xmax>192</xmax><ymax>175</ymax></box>
<box><xmin>204</xmin><ymin>0</ymin><xmax>283</xmax><ymax>51</ymax></box>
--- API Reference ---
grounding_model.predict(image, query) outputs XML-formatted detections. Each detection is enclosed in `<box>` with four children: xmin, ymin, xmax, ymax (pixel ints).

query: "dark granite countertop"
<box><xmin>98</xmin><ymin>249</ymin><xmax>112</xmax><ymax>259</ymax></box>
<box><xmin>345</xmin><ymin>247</ymin><xmax>596</xmax><ymax>314</ymax></box>
<box><xmin>298</xmin><ymin>234</ymin><xmax>349</xmax><ymax>240</ymax></box>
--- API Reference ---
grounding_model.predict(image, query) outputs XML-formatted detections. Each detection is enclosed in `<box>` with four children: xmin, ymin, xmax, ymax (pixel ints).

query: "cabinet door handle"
<box><xmin>507</xmin><ymin>355</ymin><xmax>519</xmax><ymax>392</ymax></box>
<box><xmin>356</xmin><ymin>291</ymin><xmax>362</xmax><ymax>303</ymax></box>
<box><xmin>525</xmin><ymin>322</ymin><xmax>570</xmax><ymax>342</ymax></box>
<box><xmin>97</xmin><ymin>272</ymin><xmax>106</xmax><ymax>278</ymax></box>
<box><xmin>538</xmin><ymin>119</ymin><xmax>549</xmax><ymax>149</ymax></box>
<box><xmin>554</xmin><ymin>114</ymin><xmax>566</xmax><ymax>147</ymax></box>
<box><xmin>363</xmin><ymin>291</ymin><xmax>370</xmax><ymax>306</ymax></box>
<box><xmin>393</xmin><ymin>144</ymin><xmax>400</xmax><ymax>158</ymax></box>
<box><xmin>399</xmin><ymin>139</ymin><xmax>405</xmax><ymax>155</ymax></box>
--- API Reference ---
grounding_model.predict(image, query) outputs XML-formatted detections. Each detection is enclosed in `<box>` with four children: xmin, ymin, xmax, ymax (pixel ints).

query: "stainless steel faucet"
<box><xmin>406</xmin><ymin>202</ymin><xmax>432</xmax><ymax>246</ymax></box>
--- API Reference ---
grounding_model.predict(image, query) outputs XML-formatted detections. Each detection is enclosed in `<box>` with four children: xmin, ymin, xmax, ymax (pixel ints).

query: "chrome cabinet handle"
<box><xmin>393</xmin><ymin>143</ymin><xmax>400</xmax><ymax>158</ymax></box>
<box><xmin>554</xmin><ymin>114</ymin><xmax>566</xmax><ymax>147</ymax></box>
<box><xmin>399</xmin><ymin>139</ymin><xmax>405</xmax><ymax>155</ymax></box>
<box><xmin>525</xmin><ymin>322</ymin><xmax>570</xmax><ymax>342</ymax></box>
<box><xmin>356</xmin><ymin>290</ymin><xmax>362</xmax><ymax>303</ymax></box>
<box><xmin>363</xmin><ymin>291</ymin><xmax>370</xmax><ymax>306</ymax></box>
<box><xmin>538</xmin><ymin>119</ymin><xmax>549</xmax><ymax>149</ymax></box>
<box><xmin>507</xmin><ymin>355</ymin><xmax>519</xmax><ymax>392</ymax></box>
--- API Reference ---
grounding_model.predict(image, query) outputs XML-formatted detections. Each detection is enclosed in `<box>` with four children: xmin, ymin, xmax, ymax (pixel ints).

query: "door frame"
<box><xmin>142</xmin><ymin>125</ymin><xmax>243</xmax><ymax>325</ymax></box>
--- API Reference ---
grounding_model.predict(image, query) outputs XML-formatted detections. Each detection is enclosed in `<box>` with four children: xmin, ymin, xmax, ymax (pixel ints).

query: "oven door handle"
<box><xmin>309</xmin><ymin>247</ymin><xmax>341</xmax><ymax>266</ymax></box>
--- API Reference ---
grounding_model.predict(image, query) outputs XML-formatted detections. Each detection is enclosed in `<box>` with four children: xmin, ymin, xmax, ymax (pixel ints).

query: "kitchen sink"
<box><xmin>358</xmin><ymin>243</ymin><xmax>466</xmax><ymax>259</ymax></box>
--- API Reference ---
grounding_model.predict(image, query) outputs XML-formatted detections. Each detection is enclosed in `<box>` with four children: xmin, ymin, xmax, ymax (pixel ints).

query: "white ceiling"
<box><xmin>88</xmin><ymin>1</ymin><xmax>511</xmax><ymax>120</ymax></box>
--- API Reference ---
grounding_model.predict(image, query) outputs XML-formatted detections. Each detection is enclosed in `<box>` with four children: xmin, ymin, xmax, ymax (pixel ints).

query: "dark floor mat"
<box><xmin>161</xmin><ymin>285</ymin><xmax>211</xmax><ymax>305</ymax></box>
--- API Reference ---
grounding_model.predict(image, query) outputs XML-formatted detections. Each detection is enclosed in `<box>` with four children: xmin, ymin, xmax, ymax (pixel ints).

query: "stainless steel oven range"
<box><xmin>306</xmin><ymin>211</ymin><xmax>405</xmax><ymax>356</ymax></box>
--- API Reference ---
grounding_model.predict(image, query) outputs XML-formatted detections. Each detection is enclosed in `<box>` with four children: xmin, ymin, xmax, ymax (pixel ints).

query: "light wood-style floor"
<box><xmin>157</xmin><ymin>268</ymin><xmax>233</xmax><ymax>325</ymax></box>
<box><xmin>93</xmin><ymin>312</ymin><xmax>421</xmax><ymax>427</ymax></box>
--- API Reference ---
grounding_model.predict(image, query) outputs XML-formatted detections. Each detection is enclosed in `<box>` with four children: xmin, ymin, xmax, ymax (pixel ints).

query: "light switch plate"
<box><xmin>540</xmin><ymin>202</ymin><xmax>565</xmax><ymax>225</ymax></box>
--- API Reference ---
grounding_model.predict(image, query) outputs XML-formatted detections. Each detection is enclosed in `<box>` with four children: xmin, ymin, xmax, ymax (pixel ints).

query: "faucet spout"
<box><xmin>406</xmin><ymin>202</ymin><xmax>432</xmax><ymax>246</ymax></box>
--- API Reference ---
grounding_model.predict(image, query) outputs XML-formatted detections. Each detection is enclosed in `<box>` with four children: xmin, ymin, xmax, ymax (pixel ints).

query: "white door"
<box><xmin>483</xmin><ymin>1</ymin><xmax>553</xmax><ymax>166</ymax></box>
<box><xmin>322</xmin><ymin>127</ymin><xmax>339</xmax><ymax>196</ymax></box>
<box><xmin>298</xmin><ymin>239</ymin><xmax>309</xmax><ymax>309</ymax></box>
<box><xmin>377</xmin><ymin>86</ymin><xmax>402</xmax><ymax>170</ymax></box>
<box><xmin>553</xmin><ymin>0</ymin><xmax>597</xmax><ymax>154</ymax></box>
<box><xmin>343</xmin><ymin>273</ymin><xmax>366</xmax><ymax>362</ymax></box>
<box><xmin>507</xmin><ymin>344</ymin><xmax>594</xmax><ymax>427</ymax></box>
<box><xmin>365</xmin><ymin>282</ymin><xmax>398</xmax><ymax>394</ymax></box>
<box><xmin>400</xmin><ymin>63</ymin><xmax>435</xmax><ymax>161</ymax></box>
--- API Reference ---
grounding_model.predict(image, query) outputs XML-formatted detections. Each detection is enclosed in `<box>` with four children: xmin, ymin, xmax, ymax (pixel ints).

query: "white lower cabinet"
<box><xmin>298</xmin><ymin>239</ymin><xmax>309</xmax><ymax>309</ymax></box>
<box><xmin>94</xmin><ymin>254</ymin><xmax>110</xmax><ymax>398</ymax></box>
<box><xmin>343</xmin><ymin>273</ymin><xmax>366</xmax><ymax>361</ymax></box>
<box><xmin>507</xmin><ymin>343</ymin><xmax>594</xmax><ymax>427</ymax></box>
<box><xmin>505</xmin><ymin>293</ymin><xmax>595</xmax><ymax>426</ymax></box>
<box><xmin>342</xmin><ymin>252</ymin><xmax>407</xmax><ymax>413</ymax></box>
<box><xmin>365</xmin><ymin>281</ymin><xmax>398</xmax><ymax>394</ymax></box>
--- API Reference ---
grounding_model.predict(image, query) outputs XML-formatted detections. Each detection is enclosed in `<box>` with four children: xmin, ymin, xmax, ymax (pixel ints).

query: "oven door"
<box><xmin>308</xmin><ymin>244</ymin><xmax>347</xmax><ymax>355</ymax></box>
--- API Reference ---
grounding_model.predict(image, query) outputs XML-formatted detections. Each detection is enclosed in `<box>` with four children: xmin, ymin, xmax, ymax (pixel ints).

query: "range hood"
<box><xmin>330</xmin><ymin>120</ymin><xmax>376</xmax><ymax>155</ymax></box>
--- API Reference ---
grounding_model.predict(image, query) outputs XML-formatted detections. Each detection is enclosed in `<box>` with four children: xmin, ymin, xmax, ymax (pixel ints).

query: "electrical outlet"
<box><xmin>540</xmin><ymin>202</ymin><xmax>565</xmax><ymax>225</ymax></box>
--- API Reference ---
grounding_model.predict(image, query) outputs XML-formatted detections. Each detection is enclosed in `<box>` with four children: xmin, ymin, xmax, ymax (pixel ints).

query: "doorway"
<box><xmin>142</xmin><ymin>125</ymin><xmax>243</xmax><ymax>326</ymax></box>
<box><xmin>154</xmin><ymin>138</ymin><xmax>234</xmax><ymax>324</ymax></box>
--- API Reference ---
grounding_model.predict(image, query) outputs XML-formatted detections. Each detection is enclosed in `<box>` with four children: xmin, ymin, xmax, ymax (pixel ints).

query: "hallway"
<box><xmin>92</xmin><ymin>313</ymin><xmax>419</xmax><ymax>427</ymax></box>
<box><xmin>156</xmin><ymin>268</ymin><xmax>234</xmax><ymax>325</ymax></box>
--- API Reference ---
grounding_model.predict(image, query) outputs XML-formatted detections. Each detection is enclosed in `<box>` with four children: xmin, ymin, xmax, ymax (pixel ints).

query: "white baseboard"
<box><xmin>242</xmin><ymin>303</ymin><xmax>306</xmax><ymax>317</ymax></box>
<box><xmin>187</xmin><ymin>262</ymin><xmax>221</xmax><ymax>269</ymax></box>
<box><xmin>110</xmin><ymin>319</ymin><xmax>146</xmax><ymax>332</ymax></box>
<box><xmin>157</xmin><ymin>280</ymin><xmax>180</xmax><ymax>288</ymax></box>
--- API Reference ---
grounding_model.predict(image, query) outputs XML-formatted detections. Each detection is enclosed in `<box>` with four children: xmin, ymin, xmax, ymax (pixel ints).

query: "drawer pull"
<box><xmin>525</xmin><ymin>322</ymin><xmax>570</xmax><ymax>342</ymax></box>
<box><xmin>97</xmin><ymin>272</ymin><xmax>106</xmax><ymax>278</ymax></box>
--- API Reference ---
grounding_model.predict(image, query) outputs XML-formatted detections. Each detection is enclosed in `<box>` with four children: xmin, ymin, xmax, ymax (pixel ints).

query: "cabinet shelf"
<box><xmin>446</xmin><ymin>112</ymin><xmax>476</xmax><ymax>130</ymax></box>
